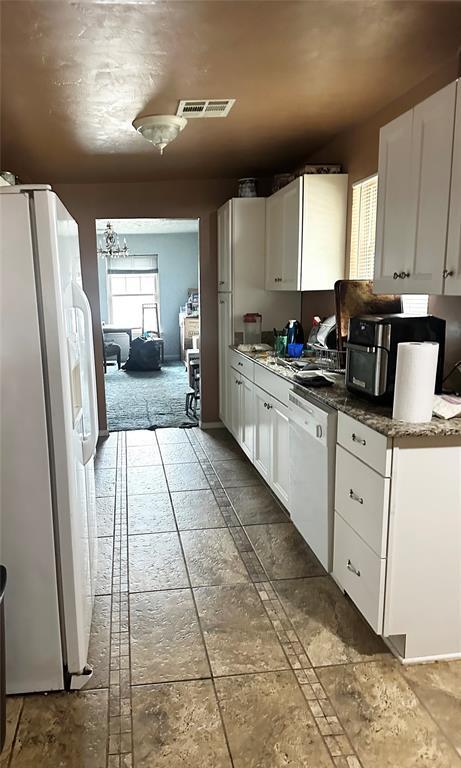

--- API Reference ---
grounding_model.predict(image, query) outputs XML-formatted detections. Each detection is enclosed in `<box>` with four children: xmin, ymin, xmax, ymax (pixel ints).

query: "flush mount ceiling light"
<box><xmin>132</xmin><ymin>114</ymin><xmax>187</xmax><ymax>155</ymax></box>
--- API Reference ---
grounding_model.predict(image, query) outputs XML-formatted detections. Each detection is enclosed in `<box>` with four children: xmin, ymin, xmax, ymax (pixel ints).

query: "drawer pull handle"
<box><xmin>349</xmin><ymin>489</ymin><xmax>363</xmax><ymax>504</ymax></box>
<box><xmin>351</xmin><ymin>433</ymin><xmax>366</xmax><ymax>446</ymax></box>
<box><xmin>347</xmin><ymin>559</ymin><xmax>361</xmax><ymax>577</ymax></box>
<box><xmin>443</xmin><ymin>269</ymin><xmax>454</xmax><ymax>278</ymax></box>
<box><xmin>219</xmin><ymin>280</ymin><xmax>225</xmax><ymax>285</ymax></box>
<box><xmin>238</xmin><ymin>362</ymin><xmax>243</xmax><ymax>366</ymax></box>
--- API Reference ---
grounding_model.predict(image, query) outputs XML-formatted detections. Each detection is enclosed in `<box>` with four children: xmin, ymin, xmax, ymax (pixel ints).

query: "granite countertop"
<box><xmin>230</xmin><ymin>346</ymin><xmax>461</xmax><ymax>439</ymax></box>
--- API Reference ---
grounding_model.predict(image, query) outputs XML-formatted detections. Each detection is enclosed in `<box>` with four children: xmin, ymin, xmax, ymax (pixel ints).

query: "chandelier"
<box><xmin>97</xmin><ymin>222</ymin><xmax>129</xmax><ymax>259</ymax></box>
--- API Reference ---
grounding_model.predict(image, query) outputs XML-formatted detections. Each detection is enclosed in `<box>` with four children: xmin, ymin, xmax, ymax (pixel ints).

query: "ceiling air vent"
<box><xmin>176</xmin><ymin>99</ymin><xmax>235</xmax><ymax>118</ymax></box>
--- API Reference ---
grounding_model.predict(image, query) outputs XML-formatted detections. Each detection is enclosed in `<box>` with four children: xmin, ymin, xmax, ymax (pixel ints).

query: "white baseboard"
<box><xmin>199</xmin><ymin>421</ymin><xmax>224</xmax><ymax>430</ymax></box>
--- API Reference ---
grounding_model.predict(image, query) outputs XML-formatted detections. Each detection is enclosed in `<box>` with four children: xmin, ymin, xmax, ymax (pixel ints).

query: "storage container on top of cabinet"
<box><xmin>374</xmin><ymin>79</ymin><xmax>461</xmax><ymax>295</ymax></box>
<box><xmin>265</xmin><ymin>174</ymin><xmax>348</xmax><ymax>291</ymax></box>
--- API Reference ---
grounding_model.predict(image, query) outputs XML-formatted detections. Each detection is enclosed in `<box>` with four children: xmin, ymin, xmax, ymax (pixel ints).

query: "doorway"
<box><xmin>96</xmin><ymin>218</ymin><xmax>200</xmax><ymax>431</ymax></box>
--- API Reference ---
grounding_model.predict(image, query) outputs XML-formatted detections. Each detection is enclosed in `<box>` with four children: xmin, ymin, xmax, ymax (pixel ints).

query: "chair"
<box><xmin>186</xmin><ymin>358</ymin><xmax>200</xmax><ymax>417</ymax></box>
<box><xmin>102</xmin><ymin>330</ymin><xmax>121</xmax><ymax>372</ymax></box>
<box><xmin>142</xmin><ymin>302</ymin><xmax>165</xmax><ymax>363</ymax></box>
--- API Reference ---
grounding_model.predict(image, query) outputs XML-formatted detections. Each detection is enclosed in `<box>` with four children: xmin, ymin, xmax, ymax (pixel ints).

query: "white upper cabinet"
<box><xmin>265</xmin><ymin>177</ymin><xmax>302</xmax><ymax>290</ymax></box>
<box><xmin>408</xmin><ymin>82</ymin><xmax>457</xmax><ymax>294</ymax></box>
<box><xmin>265</xmin><ymin>174</ymin><xmax>348</xmax><ymax>292</ymax></box>
<box><xmin>374</xmin><ymin>109</ymin><xmax>413</xmax><ymax>291</ymax></box>
<box><xmin>217</xmin><ymin>201</ymin><xmax>232</xmax><ymax>292</ymax></box>
<box><xmin>374</xmin><ymin>81</ymin><xmax>458</xmax><ymax>295</ymax></box>
<box><xmin>445</xmin><ymin>81</ymin><xmax>461</xmax><ymax>295</ymax></box>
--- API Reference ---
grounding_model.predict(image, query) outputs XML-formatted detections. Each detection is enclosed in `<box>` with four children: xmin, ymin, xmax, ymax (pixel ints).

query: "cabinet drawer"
<box><xmin>254</xmin><ymin>364</ymin><xmax>291</xmax><ymax>406</ymax></box>
<box><xmin>337</xmin><ymin>412</ymin><xmax>391</xmax><ymax>476</ymax></box>
<box><xmin>335</xmin><ymin>446</ymin><xmax>389</xmax><ymax>557</ymax></box>
<box><xmin>229</xmin><ymin>349</ymin><xmax>254</xmax><ymax>381</ymax></box>
<box><xmin>333</xmin><ymin>513</ymin><xmax>386</xmax><ymax>634</ymax></box>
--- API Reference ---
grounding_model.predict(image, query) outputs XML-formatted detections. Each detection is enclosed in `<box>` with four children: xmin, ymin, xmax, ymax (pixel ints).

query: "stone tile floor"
<box><xmin>3</xmin><ymin>427</ymin><xmax>461</xmax><ymax>767</ymax></box>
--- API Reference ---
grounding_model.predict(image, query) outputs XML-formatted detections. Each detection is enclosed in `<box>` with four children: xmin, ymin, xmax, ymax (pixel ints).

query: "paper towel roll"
<box><xmin>392</xmin><ymin>342</ymin><xmax>439</xmax><ymax>423</ymax></box>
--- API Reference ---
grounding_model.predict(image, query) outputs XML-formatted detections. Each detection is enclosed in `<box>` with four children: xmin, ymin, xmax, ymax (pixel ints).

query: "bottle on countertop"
<box><xmin>284</xmin><ymin>319</ymin><xmax>304</xmax><ymax>345</ymax></box>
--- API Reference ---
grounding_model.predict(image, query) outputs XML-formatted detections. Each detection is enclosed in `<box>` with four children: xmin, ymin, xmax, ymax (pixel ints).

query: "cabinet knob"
<box><xmin>238</xmin><ymin>362</ymin><xmax>243</xmax><ymax>366</ymax></box>
<box><xmin>351</xmin><ymin>433</ymin><xmax>366</xmax><ymax>446</ymax></box>
<box><xmin>349</xmin><ymin>489</ymin><xmax>364</xmax><ymax>505</ymax></box>
<box><xmin>219</xmin><ymin>300</ymin><xmax>225</xmax><ymax>304</ymax></box>
<box><xmin>393</xmin><ymin>272</ymin><xmax>399</xmax><ymax>279</ymax></box>
<box><xmin>219</xmin><ymin>281</ymin><xmax>225</xmax><ymax>285</ymax></box>
<box><xmin>399</xmin><ymin>271</ymin><xmax>410</xmax><ymax>279</ymax></box>
<box><xmin>443</xmin><ymin>269</ymin><xmax>454</xmax><ymax>279</ymax></box>
<box><xmin>347</xmin><ymin>559</ymin><xmax>361</xmax><ymax>577</ymax></box>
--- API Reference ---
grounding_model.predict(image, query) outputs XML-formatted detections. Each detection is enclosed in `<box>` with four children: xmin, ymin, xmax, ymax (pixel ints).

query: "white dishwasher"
<box><xmin>288</xmin><ymin>390</ymin><xmax>337</xmax><ymax>572</ymax></box>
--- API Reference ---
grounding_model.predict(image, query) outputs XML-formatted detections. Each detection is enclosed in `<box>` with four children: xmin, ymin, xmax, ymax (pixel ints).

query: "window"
<box><xmin>108</xmin><ymin>254</ymin><xmax>159</xmax><ymax>329</ymax></box>
<box><xmin>350</xmin><ymin>175</ymin><xmax>428</xmax><ymax>315</ymax></box>
<box><xmin>349</xmin><ymin>175</ymin><xmax>378</xmax><ymax>281</ymax></box>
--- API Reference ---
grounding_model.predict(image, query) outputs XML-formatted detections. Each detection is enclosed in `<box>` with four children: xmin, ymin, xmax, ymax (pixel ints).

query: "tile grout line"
<box><xmin>188</xmin><ymin>428</ymin><xmax>365</xmax><ymax>768</ymax></box>
<box><xmin>104</xmin><ymin>430</ymin><xmax>120</xmax><ymax>768</ymax></box>
<box><xmin>106</xmin><ymin>431</ymin><xmax>133</xmax><ymax>768</ymax></box>
<box><xmin>156</xmin><ymin>429</ymin><xmax>237</xmax><ymax>768</ymax></box>
<box><xmin>5</xmin><ymin>696</ymin><xmax>25</xmax><ymax>768</ymax></box>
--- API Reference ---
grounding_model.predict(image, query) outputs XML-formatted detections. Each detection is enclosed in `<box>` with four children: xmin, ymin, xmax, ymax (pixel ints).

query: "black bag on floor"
<box><xmin>123</xmin><ymin>337</ymin><xmax>161</xmax><ymax>371</ymax></box>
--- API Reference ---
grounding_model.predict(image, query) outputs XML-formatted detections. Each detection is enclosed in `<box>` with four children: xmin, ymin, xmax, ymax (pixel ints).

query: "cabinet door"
<box><xmin>265</xmin><ymin>192</ymin><xmax>284</xmax><ymax>290</ymax></box>
<box><xmin>406</xmin><ymin>82</ymin><xmax>456</xmax><ymax>294</ymax></box>
<box><xmin>240</xmin><ymin>377</ymin><xmax>254</xmax><ymax>461</ymax></box>
<box><xmin>218</xmin><ymin>201</ymin><xmax>232</xmax><ymax>292</ymax></box>
<box><xmin>374</xmin><ymin>109</ymin><xmax>413</xmax><ymax>293</ymax></box>
<box><xmin>445</xmin><ymin>82</ymin><xmax>461</xmax><ymax>295</ymax></box>
<box><xmin>229</xmin><ymin>369</ymin><xmax>241</xmax><ymax>441</ymax></box>
<box><xmin>271</xmin><ymin>399</ymin><xmax>289</xmax><ymax>506</ymax></box>
<box><xmin>218</xmin><ymin>295</ymin><xmax>232</xmax><ymax>427</ymax></box>
<box><xmin>253</xmin><ymin>386</ymin><xmax>272</xmax><ymax>482</ymax></box>
<box><xmin>281</xmin><ymin>177</ymin><xmax>302</xmax><ymax>290</ymax></box>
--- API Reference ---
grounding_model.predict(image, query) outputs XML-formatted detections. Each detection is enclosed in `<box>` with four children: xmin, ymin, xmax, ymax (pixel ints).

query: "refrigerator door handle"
<box><xmin>72</xmin><ymin>282</ymin><xmax>99</xmax><ymax>464</ymax></box>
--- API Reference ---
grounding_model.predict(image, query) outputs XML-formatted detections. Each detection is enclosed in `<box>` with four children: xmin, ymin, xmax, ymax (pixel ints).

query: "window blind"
<box><xmin>108</xmin><ymin>253</ymin><xmax>158</xmax><ymax>273</ymax></box>
<box><xmin>349</xmin><ymin>175</ymin><xmax>378</xmax><ymax>281</ymax></box>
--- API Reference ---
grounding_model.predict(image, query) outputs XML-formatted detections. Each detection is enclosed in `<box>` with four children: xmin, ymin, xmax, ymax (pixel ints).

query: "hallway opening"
<box><xmin>96</xmin><ymin>217</ymin><xmax>200</xmax><ymax>431</ymax></box>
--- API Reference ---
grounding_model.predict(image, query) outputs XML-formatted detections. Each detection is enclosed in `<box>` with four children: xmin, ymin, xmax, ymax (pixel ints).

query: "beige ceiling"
<box><xmin>1</xmin><ymin>1</ymin><xmax>461</xmax><ymax>184</ymax></box>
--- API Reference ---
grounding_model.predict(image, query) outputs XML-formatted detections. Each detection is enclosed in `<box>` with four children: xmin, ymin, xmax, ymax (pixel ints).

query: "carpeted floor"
<box><xmin>104</xmin><ymin>361</ymin><xmax>198</xmax><ymax>431</ymax></box>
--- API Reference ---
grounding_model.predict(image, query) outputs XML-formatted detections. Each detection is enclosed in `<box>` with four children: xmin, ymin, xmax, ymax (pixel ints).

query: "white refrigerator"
<box><xmin>0</xmin><ymin>185</ymin><xmax>99</xmax><ymax>694</ymax></box>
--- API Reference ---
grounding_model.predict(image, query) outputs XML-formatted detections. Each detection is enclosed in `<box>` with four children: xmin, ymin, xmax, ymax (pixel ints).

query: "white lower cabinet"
<box><xmin>271</xmin><ymin>400</ymin><xmax>289</xmax><ymax>506</ymax></box>
<box><xmin>253</xmin><ymin>385</ymin><xmax>272</xmax><ymax>482</ymax></box>
<box><xmin>253</xmin><ymin>384</ymin><xmax>289</xmax><ymax>505</ymax></box>
<box><xmin>227</xmin><ymin>352</ymin><xmax>289</xmax><ymax>507</ymax></box>
<box><xmin>240</xmin><ymin>375</ymin><xmax>255</xmax><ymax>460</ymax></box>
<box><xmin>229</xmin><ymin>366</ymin><xmax>254</xmax><ymax>461</ymax></box>
<box><xmin>333</xmin><ymin>513</ymin><xmax>386</xmax><ymax>634</ymax></box>
<box><xmin>333</xmin><ymin>411</ymin><xmax>461</xmax><ymax>663</ymax></box>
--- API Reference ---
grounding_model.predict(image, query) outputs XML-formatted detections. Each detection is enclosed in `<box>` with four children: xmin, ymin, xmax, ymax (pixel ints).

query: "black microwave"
<box><xmin>345</xmin><ymin>314</ymin><xmax>446</xmax><ymax>401</ymax></box>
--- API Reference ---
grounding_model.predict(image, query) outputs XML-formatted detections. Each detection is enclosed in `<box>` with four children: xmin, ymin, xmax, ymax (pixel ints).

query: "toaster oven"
<box><xmin>345</xmin><ymin>314</ymin><xmax>446</xmax><ymax>401</ymax></box>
